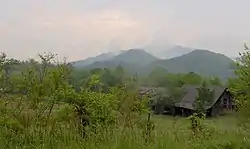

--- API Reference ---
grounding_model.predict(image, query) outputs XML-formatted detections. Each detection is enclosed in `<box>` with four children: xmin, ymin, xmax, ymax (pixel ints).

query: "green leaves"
<box><xmin>194</xmin><ymin>81</ymin><xmax>215</xmax><ymax>114</ymax></box>
<box><xmin>229</xmin><ymin>44</ymin><xmax>250</xmax><ymax>140</ymax></box>
<box><xmin>143</xmin><ymin>68</ymin><xmax>222</xmax><ymax>88</ymax></box>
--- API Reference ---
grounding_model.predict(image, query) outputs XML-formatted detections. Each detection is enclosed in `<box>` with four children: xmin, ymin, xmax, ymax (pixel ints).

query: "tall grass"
<box><xmin>0</xmin><ymin>114</ymin><xmax>248</xmax><ymax>149</ymax></box>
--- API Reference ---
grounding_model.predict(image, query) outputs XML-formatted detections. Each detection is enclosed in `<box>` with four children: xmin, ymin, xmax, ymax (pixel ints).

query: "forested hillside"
<box><xmin>145</xmin><ymin>50</ymin><xmax>235</xmax><ymax>79</ymax></box>
<box><xmin>81</xmin><ymin>49</ymin><xmax>158</xmax><ymax>69</ymax></box>
<box><xmin>160</xmin><ymin>45</ymin><xmax>194</xmax><ymax>59</ymax></box>
<box><xmin>73</xmin><ymin>48</ymin><xmax>235</xmax><ymax>80</ymax></box>
<box><xmin>72</xmin><ymin>52</ymin><xmax>116</xmax><ymax>67</ymax></box>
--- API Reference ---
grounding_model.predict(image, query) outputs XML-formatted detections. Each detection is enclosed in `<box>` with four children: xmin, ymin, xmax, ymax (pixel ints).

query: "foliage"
<box><xmin>229</xmin><ymin>44</ymin><xmax>250</xmax><ymax>144</ymax></box>
<box><xmin>166</xmin><ymin>85</ymin><xmax>185</xmax><ymax>105</ymax></box>
<box><xmin>194</xmin><ymin>81</ymin><xmax>215</xmax><ymax>115</ymax></box>
<box><xmin>209</xmin><ymin>77</ymin><xmax>223</xmax><ymax>86</ymax></box>
<box><xmin>82</xmin><ymin>49</ymin><xmax>158</xmax><ymax>70</ymax></box>
<box><xmin>0</xmin><ymin>52</ymin><xmax>152</xmax><ymax>146</ymax></box>
<box><xmin>143</xmin><ymin>69</ymin><xmax>223</xmax><ymax>88</ymax></box>
<box><xmin>188</xmin><ymin>113</ymin><xmax>206</xmax><ymax>139</ymax></box>
<box><xmin>149</xmin><ymin>83</ymin><xmax>185</xmax><ymax>115</ymax></box>
<box><xmin>0</xmin><ymin>53</ymin><xmax>21</xmax><ymax>96</ymax></box>
<box><xmin>70</xmin><ymin>66</ymin><xmax>137</xmax><ymax>92</ymax></box>
<box><xmin>145</xmin><ymin>67</ymin><xmax>170</xmax><ymax>87</ymax></box>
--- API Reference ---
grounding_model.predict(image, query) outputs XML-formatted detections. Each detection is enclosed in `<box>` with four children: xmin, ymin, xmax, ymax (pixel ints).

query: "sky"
<box><xmin>0</xmin><ymin>0</ymin><xmax>250</xmax><ymax>61</ymax></box>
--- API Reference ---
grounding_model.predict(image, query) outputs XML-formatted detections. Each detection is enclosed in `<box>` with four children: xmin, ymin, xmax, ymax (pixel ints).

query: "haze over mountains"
<box><xmin>73</xmin><ymin>45</ymin><xmax>195</xmax><ymax>65</ymax></box>
<box><xmin>143</xmin><ymin>45</ymin><xmax>194</xmax><ymax>59</ymax></box>
<box><xmin>72</xmin><ymin>45</ymin><xmax>235</xmax><ymax>79</ymax></box>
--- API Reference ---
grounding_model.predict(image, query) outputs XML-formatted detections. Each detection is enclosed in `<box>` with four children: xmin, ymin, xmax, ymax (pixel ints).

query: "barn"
<box><xmin>173</xmin><ymin>85</ymin><xmax>235</xmax><ymax>117</ymax></box>
<box><xmin>139</xmin><ymin>85</ymin><xmax>235</xmax><ymax>117</ymax></box>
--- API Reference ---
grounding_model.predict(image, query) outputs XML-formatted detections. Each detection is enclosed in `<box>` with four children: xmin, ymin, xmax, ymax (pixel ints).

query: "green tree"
<box><xmin>150</xmin><ymin>87</ymin><xmax>168</xmax><ymax>114</ymax></box>
<box><xmin>146</xmin><ymin>67</ymin><xmax>169</xmax><ymax>87</ymax></box>
<box><xmin>150</xmin><ymin>84</ymin><xmax>185</xmax><ymax>115</ymax></box>
<box><xmin>209</xmin><ymin>77</ymin><xmax>223</xmax><ymax>86</ymax></box>
<box><xmin>167</xmin><ymin>85</ymin><xmax>185</xmax><ymax>116</ymax></box>
<box><xmin>113</xmin><ymin>65</ymin><xmax>126</xmax><ymax>87</ymax></box>
<box><xmin>229</xmin><ymin>44</ymin><xmax>250</xmax><ymax>143</ymax></box>
<box><xmin>194</xmin><ymin>81</ymin><xmax>215</xmax><ymax>115</ymax></box>
<box><xmin>0</xmin><ymin>52</ymin><xmax>21</xmax><ymax>96</ymax></box>
<box><xmin>69</xmin><ymin>69</ymin><xmax>90</xmax><ymax>91</ymax></box>
<box><xmin>181</xmin><ymin>72</ymin><xmax>203</xmax><ymax>85</ymax></box>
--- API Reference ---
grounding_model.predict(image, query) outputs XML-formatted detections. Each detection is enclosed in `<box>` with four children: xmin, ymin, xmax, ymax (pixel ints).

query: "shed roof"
<box><xmin>139</xmin><ymin>87</ymin><xmax>155</xmax><ymax>95</ymax></box>
<box><xmin>139</xmin><ymin>86</ymin><xmax>168</xmax><ymax>96</ymax></box>
<box><xmin>139</xmin><ymin>85</ymin><xmax>228</xmax><ymax>110</ymax></box>
<box><xmin>175</xmin><ymin>85</ymin><xmax>226</xmax><ymax>110</ymax></box>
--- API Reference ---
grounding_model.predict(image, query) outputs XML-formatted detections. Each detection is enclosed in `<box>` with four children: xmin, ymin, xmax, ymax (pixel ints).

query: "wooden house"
<box><xmin>139</xmin><ymin>85</ymin><xmax>235</xmax><ymax>117</ymax></box>
<box><xmin>174</xmin><ymin>85</ymin><xmax>235</xmax><ymax>117</ymax></box>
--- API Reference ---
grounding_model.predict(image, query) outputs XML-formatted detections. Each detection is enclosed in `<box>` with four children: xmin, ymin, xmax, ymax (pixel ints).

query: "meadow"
<box><xmin>0</xmin><ymin>109</ymin><xmax>247</xmax><ymax>149</ymax></box>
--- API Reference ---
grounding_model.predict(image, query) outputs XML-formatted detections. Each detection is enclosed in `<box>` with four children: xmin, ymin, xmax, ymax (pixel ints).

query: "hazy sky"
<box><xmin>1</xmin><ymin>0</ymin><xmax>250</xmax><ymax>61</ymax></box>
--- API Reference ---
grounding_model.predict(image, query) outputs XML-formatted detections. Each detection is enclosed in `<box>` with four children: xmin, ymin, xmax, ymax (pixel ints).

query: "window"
<box><xmin>223</xmin><ymin>98</ymin><xmax>228</xmax><ymax>104</ymax></box>
<box><xmin>223</xmin><ymin>98</ymin><xmax>228</xmax><ymax>108</ymax></box>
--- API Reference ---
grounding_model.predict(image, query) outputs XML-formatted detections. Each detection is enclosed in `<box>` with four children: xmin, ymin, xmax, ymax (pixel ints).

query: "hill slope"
<box><xmin>72</xmin><ymin>52</ymin><xmax>115</xmax><ymax>67</ymax></box>
<box><xmin>143</xmin><ymin>45</ymin><xmax>194</xmax><ymax>59</ymax></box>
<box><xmin>85</xmin><ymin>49</ymin><xmax>158</xmax><ymax>69</ymax></box>
<box><xmin>74</xmin><ymin>49</ymin><xmax>235</xmax><ymax>79</ymax></box>
<box><xmin>145</xmin><ymin>49</ymin><xmax>235</xmax><ymax>78</ymax></box>
<box><xmin>111</xmin><ymin>49</ymin><xmax>158</xmax><ymax>66</ymax></box>
<box><xmin>163</xmin><ymin>46</ymin><xmax>194</xmax><ymax>59</ymax></box>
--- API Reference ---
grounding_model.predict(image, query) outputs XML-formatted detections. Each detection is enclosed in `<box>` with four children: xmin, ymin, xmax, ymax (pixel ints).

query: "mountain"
<box><xmin>84</xmin><ymin>49</ymin><xmax>158</xmax><ymax>72</ymax></box>
<box><xmin>162</xmin><ymin>46</ymin><xmax>194</xmax><ymax>59</ymax></box>
<box><xmin>142</xmin><ymin>44</ymin><xmax>173</xmax><ymax>58</ymax></box>
<box><xmin>85</xmin><ymin>60</ymin><xmax>142</xmax><ymax>73</ymax></box>
<box><xmin>111</xmin><ymin>49</ymin><xmax>158</xmax><ymax>66</ymax></box>
<box><xmin>72</xmin><ymin>45</ymin><xmax>194</xmax><ymax>68</ymax></box>
<box><xmin>73</xmin><ymin>49</ymin><xmax>157</xmax><ymax>68</ymax></box>
<box><xmin>143</xmin><ymin>45</ymin><xmax>193</xmax><ymax>59</ymax></box>
<box><xmin>72</xmin><ymin>52</ymin><xmax>115</xmax><ymax>67</ymax></box>
<box><xmin>73</xmin><ymin>48</ymin><xmax>235</xmax><ymax>80</ymax></box>
<box><xmin>145</xmin><ymin>49</ymin><xmax>235</xmax><ymax>79</ymax></box>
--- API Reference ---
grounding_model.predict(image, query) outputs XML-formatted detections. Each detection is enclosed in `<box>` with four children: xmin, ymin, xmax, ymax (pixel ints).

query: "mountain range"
<box><xmin>72</xmin><ymin>46</ymin><xmax>236</xmax><ymax>79</ymax></box>
<box><xmin>144</xmin><ymin>45</ymin><xmax>194</xmax><ymax>59</ymax></box>
<box><xmin>72</xmin><ymin>52</ymin><xmax>115</xmax><ymax>67</ymax></box>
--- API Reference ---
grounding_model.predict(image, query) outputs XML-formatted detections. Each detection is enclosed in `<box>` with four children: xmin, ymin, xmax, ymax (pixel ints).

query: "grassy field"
<box><xmin>0</xmin><ymin>112</ymin><xmax>247</xmax><ymax>149</ymax></box>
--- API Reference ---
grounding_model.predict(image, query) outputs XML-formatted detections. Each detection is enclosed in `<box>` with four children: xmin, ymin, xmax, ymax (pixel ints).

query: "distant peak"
<box><xmin>191</xmin><ymin>49</ymin><xmax>210</xmax><ymax>53</ymax></box>
<box><xmin>127</xmin><ymin>49</ymin><xmax>145</xmax><ymax>52</ymax></box>
<box><xmin>181</xmin><ymin>49</ymin><xmax>231</xmax><ymax>59</ymax></box>
<box><xmin>173</xmin><ymin>45</ymin><xmax>184</xmax><ymax>48</ymax></box>
<box><xmin>191</xmin><ymin>49</ymin><xmax>221</xmax><ymax>55</ymax></box>
<box><xmin>171</xmin><ymin>45</ymin><xmax>191</xmax><ymax>49</ymax></box>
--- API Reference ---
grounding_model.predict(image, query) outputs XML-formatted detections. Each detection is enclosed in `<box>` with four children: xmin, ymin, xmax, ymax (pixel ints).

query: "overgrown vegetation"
<box><xmin>194</xmin><ymin>81</ymin><xmax>215</xmax><ymax>115</ymax></box>
<box><xmin>0</xmin><ymin>45</ymin><xmax>249</xmax><ymax>149</ymax></box>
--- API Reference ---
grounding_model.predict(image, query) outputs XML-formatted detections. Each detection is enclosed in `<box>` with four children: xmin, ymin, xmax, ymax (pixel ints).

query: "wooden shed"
<box><xmin>139</xmin><ymin>85</ymin><xmax>235</xmax><ymax>117</ymax></box>
<box><xmin>174</xmin><ymin>85</ymin><xmax>234</xmax><ymax>117</ymax></box>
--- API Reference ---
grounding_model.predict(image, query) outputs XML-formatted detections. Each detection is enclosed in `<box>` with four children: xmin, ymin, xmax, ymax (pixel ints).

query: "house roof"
<box><xmin>175</xmin><ymin>85</ymin><xmax>227</xmax><ymax>110</ymax></box>
<box><xmin>139</xmin><ymin>87</ymin><xmax>155</xmax><ymax>95</ymax></box>
<box><xmin>139</xmin><ymin>87</ymin><xmax>167</xmax><ymax>96</ymax></box>
<box><xmin>139</xmin><ymin>85</ymin><xmax>228</xmax><ymax>110</ymax></box>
